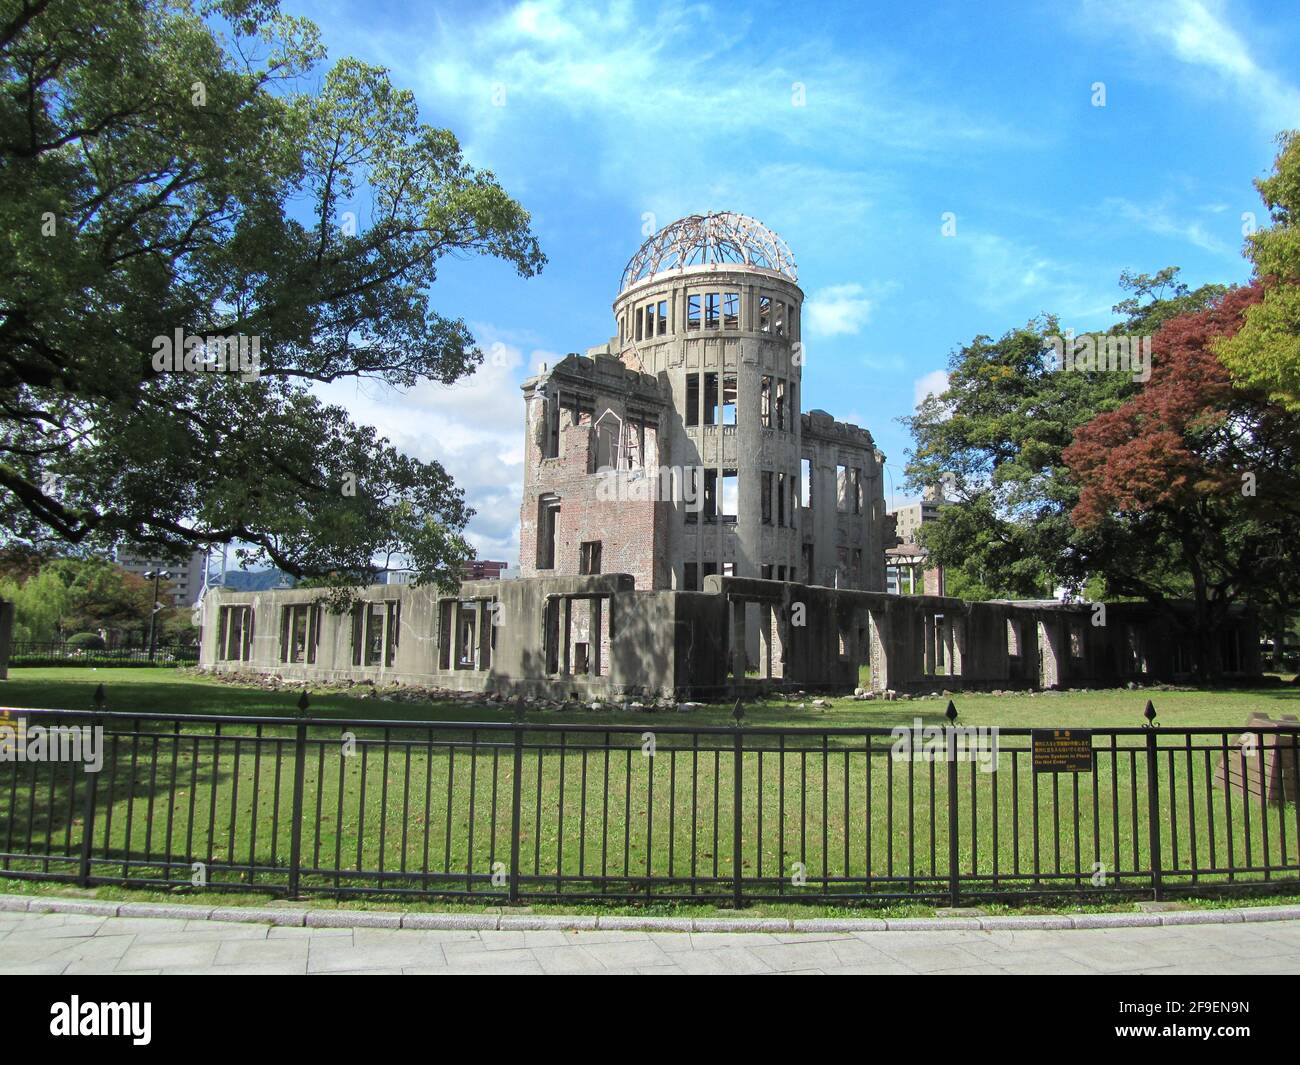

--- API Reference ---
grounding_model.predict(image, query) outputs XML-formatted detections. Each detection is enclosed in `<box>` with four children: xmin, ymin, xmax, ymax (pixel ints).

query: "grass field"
<box><xmin>1</xmin><ymin>668</ymin><xmax>1297</xmax><ymax>913</ymax></box>
<box><xmin>3</xmin><ymin>666</ymin><xmax>1300</xmax><ymax>728</ymax></box>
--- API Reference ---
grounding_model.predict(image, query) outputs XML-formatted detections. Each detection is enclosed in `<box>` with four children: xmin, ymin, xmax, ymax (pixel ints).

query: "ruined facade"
<box><xmin>198</xmin><ymin>214</ymin><xmax>1263</xmax><ymax>698</ymax></box>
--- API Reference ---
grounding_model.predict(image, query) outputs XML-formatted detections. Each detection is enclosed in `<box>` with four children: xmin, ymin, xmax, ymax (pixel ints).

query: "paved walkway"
<box><xmin>4</xmin><ymin>910</ymin><xmax>1299</xmax><ymax>974</ymax></box>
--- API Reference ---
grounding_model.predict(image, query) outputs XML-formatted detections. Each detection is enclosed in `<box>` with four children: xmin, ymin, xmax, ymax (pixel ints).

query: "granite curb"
<box><xmin>4</xmin><ymin>895</ymin><xmax>1298</xmax><ymax>934</ymax></box>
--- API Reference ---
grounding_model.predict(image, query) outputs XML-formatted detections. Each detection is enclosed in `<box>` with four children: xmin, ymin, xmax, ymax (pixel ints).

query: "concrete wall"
<box><xmin>199</xmin><ymin>575</ymin><xmax>1263</xmax><ymax>700</ymax></box>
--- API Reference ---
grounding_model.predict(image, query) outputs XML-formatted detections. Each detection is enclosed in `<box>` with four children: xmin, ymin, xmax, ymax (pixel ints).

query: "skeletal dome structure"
<box><xmin>619</xmin><ymin>212</ymin><xmax>798</xmax><ymax>292</ymax></box>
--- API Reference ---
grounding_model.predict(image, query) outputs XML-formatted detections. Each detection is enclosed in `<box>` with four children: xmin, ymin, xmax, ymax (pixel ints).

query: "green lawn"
<box><xmin>1</xmin><ymin>668</ymin><xmax>1297</xmax><ymax>911</ymax></box>
<box><xmin>3</xmin><ymin>665</ymin><xmax>1299</xmax><ymax>728</ymax></box>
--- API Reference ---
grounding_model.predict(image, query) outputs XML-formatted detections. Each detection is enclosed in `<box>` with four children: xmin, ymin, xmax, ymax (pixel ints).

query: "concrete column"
<box><xmin>1038</xmin><ymin>617</ymin><xmax>1064</xmax><ymax>689</ymax></box>
<box><xmin>731</xmin><ymin>598</ymin><xmax>748</xmax><ymax>685</ymax></box>
<box><xmin>561</xmin><ymin>597</ymin><xmax>572</xmax><ymax>676</ymax></box>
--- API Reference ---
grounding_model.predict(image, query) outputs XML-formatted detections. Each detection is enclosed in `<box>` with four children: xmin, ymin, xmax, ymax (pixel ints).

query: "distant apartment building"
<box><xmin>465</xmin><ymin>559</ymin><xmax>509</xmax><ymax>581</ymax></box>
<box><xmin>886</xmin><ymin>486</ymin><xmax>947</xmax><ymax>596</ymax></box>
<box><xmin>116</xmin><ymin>547</ymin><xmax>209</xmax><ymax>608</ymax></box>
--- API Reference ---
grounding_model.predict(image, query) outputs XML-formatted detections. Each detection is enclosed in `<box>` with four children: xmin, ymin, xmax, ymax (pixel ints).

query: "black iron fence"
<box><xmin>7</xmin><ymin>641</ymin><xmax>199</xmax><ymax>667</ymax></box>
<box><xmin>0</xmin><ymin>695</ymin><xmax>1296</xmax><ymax>905</ymax></box>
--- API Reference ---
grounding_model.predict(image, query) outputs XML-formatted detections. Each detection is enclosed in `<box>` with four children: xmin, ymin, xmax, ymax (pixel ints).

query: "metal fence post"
<box><xmin>733</xmin><ymin>700</ymin><xmax>744</xmax><ymax>909</ymax></box>
<box><xmin>77</xmin><ymin>684</ymin><xmax>105</xmax><ymax>887</ymax></box>
<box><xmin>1144</xmin><ymin>700</ymin><xmax>1162</xmax><ymax>900</ymax></box>
<box><xmin>286</xmin><ymin>690</ymin><xmax>310</xmax><ymax>898</ymax></box>
<box><xmin>946</xmin><ymin>700</ymin><xmax>960</xmax><ymax>907</ymax></box>
<box><xmin>509</xmin><ymin>707</ymin><xmax>524</xmax><ymax>904</ymax></box>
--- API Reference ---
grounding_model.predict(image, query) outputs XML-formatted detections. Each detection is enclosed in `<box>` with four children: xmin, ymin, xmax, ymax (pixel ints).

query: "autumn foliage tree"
<box><xmin>1063</xmin><ymin>285</ymin><xmax>1300</xmax><ymax>677</ymax></box>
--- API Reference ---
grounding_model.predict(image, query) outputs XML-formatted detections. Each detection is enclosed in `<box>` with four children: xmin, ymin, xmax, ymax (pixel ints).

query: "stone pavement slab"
<box><xmin>2</xmin><ymin>910</ymin><xmax>1298</xmax><ymax>975</ymax></box>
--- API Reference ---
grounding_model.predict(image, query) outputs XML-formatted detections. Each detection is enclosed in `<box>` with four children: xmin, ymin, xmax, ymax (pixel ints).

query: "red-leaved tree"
<box><xmin>1064</xmin><ymin>284</ymin><xmax>1300</xmax><ymax>678</ymax></box>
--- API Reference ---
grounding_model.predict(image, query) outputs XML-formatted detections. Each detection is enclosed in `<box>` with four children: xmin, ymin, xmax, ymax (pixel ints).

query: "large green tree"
<box><xmin>903</xmin><ymin>270</ymin><xmax>1223</xmax><ymax>600</ymax></box>
<box><xmin>1216</xmin><ymin>130</ymin><xmax>1300</xmax><ymax>409</ymax></box>
<box><xmin>0</xmin><ymin>0</ymin><xmax>544</xmax><ymax>596</ymax></box>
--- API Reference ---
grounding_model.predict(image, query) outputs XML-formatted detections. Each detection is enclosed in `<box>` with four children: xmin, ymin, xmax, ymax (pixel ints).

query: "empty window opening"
<box><xmin>703</xmin><ymin>468</ymin><xmax>718</xmax><ymax>522</ymax></box>
<box><xmin>686</xmin><ymin>373</ymin><xmax>700</xmax><ymax>427</ymax></box>
<box><xmin>537</xmin><ymin>494</ymin><xmax>560</xmax><ymax>569</ymax></box>
<box><xmin>777</xmin><ymin>473</ymin><xmax>787</xmax><ymax>527</ymax></box>
<box><xmin>801</xmin><ymin>458</ymin><xmax>813</xmax><ymax>509</ymax></box>
<box><xmin>687</xmin><ymin>294</ymin><xmax>701</xmax><ymax>330</ymax></box>
<box><xmin>684</xmin><ymin>467</ymin><xmax>701</xmax><ymax>523</ymax></box>
<box><xmin>579</xmin><ymin>540</ymin><xmax>603</xmax><ymax>575</ymax></box>
<box><xmin>761</xmin><ymin>376</ymin><xmax>772</xmax><ymax>427</ymax></box>
<box><xmin>721</xmin><ymin>374</ymin><xmax>737</xmax><ymax>425</ymax></box>
<box><xmin>759</xmin><ymin>295</ymin><xmax>771</xmax><ymax>332</ymax></box>
<box><xmin>542</xmin><ymin>394</ymin><xmax>561</xmax><ymax>458</ymax></box>
<box><xmin>635</xmin><ymin>306</ymin><xmax>644</xmax><ymax>341</ymax></box>
<box><xmin>684</xmin><ymin>562</ymin><xmax>699</xmax><ymax>591</ymax></box>
<box><xmin>723</xmin><ymin>292</ymin><xmax>740</xmax><ymax>329</ymax></box>
<box><xmin>457</xmin><ymin>607</ymin><xmax>477</xmax><ymax>669</ymax></box>
<box><xmin>705</xmin><ymin>293</ymin><xmax>720</xmax><ymax>328</ymax></box>
<box><xmin>657</xmin><ymin>300</ymin><xmax>668</xmax><ymax>336</ymax></box>
<box><xmin>591</xmin><ymin>408</ymin><xmax>623</xmax><ymax>472</ymax></box>
<box><xmin>774</xmin><ymin>300</ymin><xmax>786</xmax><ymax>337</ymax></box>
<box><xmin>837</xmin><ymin>465</ymin><xmax>851</xmax><ymax>513</ymax></box>
<box><xmin>720</xmin><ymin>469</ymin><xmax>738</xmax><ymax>523</ymax></box>
<box><xmin>761</xmin><ymin>471</ymin><xmax>773</xmax><ymax>525</ymax></box>
<box><xmin>703</xmin><ymin>372</ymin><xmax>719</xmax><ymax>425</ymax></box>
<box><xmin>438</xmin><ymin>601</ymin><xmax>454</xmax><ymax>670</ymax></box>
<box><xmin>218</xmin><ymin>605</ymin><xmax>253</xmax><ymax>662</ymax></box>
<box><xmin>775</xmin><ymin>378</ymin><xmax>786</xmax><ymax>430</ymax></box>
<box><xmin>364</xmin><ymin>603</ymin><xmax>385</xmax><ymax>666</ymax></box>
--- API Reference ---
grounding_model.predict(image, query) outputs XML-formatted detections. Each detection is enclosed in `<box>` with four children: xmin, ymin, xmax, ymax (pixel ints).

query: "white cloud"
<box><xmin>311</xmin><ymin>328</ymin><xmax>542</xmax><ymax>567</ymax></box>
<box><xmin>806</xmin><ymin>283</ymin><xmax>876</xmax><ymax>337</ymax></box>
<box><xmin>913</xmin><ymin>369</ymin><xmax>949</xmax><ymax>408</ymax></box>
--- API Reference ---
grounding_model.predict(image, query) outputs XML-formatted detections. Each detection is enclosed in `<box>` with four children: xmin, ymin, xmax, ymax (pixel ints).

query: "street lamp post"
<box><xmin>143</xmin><ymin>569</ymin><xmax>172</xmax><ymax>663</ymax></box>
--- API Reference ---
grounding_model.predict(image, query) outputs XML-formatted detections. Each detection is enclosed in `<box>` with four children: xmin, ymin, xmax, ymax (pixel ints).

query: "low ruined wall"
<box><xmin>198</xmin><ymin>575</ymin><xmax>1263</xmax><ymax>699</ymax></box>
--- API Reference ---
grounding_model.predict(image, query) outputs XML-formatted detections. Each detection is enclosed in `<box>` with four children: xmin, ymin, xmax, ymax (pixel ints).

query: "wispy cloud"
<box><xmin>1081</xmin><ymin>0</ymin><xmax>1300</xmax><ymax>131</ymax></box>
<box><xmin>1100</xmin><ymin>196</ymin><xmax>1236</xmax><ymax>256</ymax></box>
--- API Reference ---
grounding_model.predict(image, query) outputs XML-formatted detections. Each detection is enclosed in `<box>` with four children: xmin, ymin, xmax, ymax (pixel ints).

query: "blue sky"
<box><xmin>297</xmin><ymin>0</ymin><xmax>1299</xmax><ymax>567</ymax></box>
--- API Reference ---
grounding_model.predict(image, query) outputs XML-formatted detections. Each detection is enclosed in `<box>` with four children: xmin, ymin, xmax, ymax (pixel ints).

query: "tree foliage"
<box><xmin>1215</xmin><ymin>130</ymin><xmax>1300</xmax><ymax>409</ymax></box>
<box><xmin>0</xmin><ymin>0</ymin><xmax>545</xmax><ymax>596</ymax></box>
<box><xmin>1064</xmin><ymin>285</ymin><xmax>1300</xmax><ymax>675</ymax></box>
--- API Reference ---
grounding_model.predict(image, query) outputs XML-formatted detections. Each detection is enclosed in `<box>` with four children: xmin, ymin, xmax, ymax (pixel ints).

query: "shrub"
<box><xmin>66</xmin><ymin>632</ymin><xmax>106</xmax><ymax>650</ymax></box>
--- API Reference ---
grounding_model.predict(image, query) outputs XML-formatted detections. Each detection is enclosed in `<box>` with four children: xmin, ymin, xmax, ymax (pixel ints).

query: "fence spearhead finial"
<box><xmin>92</xmin><ymin>683</ymin><xmax>105</xmax><ymax>712</ymax></box>
<box><xmin>1143</xmin><ymin>699</ymin><xmax>1158</xmax><ymax>728</ymax></box>
<box><xmin>732</xmin><ymin>698</ymin><xmax>744</xmax><ymax>726</ymax></box>
<box><xmin>945</xmin><ymin>699</ymin><xmax>958</xmax><ymax>724</ymax></box>
<box><xmin>297</xmin><ymin>690</ymin><xmax>311</xmax><ymax>717</ymax></box>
